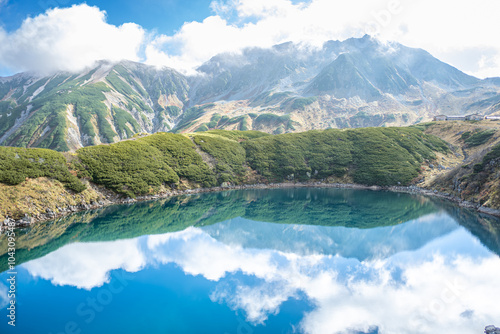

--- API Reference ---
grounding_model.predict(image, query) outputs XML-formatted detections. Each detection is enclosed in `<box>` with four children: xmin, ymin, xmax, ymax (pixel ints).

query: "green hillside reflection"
<box><xmin>1</xmin><ymin>188</ymin><xmax>499</xmax><ymax>272</ymax></box>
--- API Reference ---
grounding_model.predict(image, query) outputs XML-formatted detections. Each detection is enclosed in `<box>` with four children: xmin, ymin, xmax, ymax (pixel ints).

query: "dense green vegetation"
<box><xmin>204</xmin><ymin>129</ymin><xmax>269</xmax><ymax>141</ymax></box>
<box><xmin>194</xmin><ymin>114</ymin><xmax>260</xmax><ymax>132</ymax></box>
<box><xmin>191</xmin><ymin>133</ymin><xmax>246</xmax><ymax>183</ymax></box>
<box><xmin>0</xmin><ymin>63</ymin><xmax>191</xmax><ymax>151</ymax></box>
<box><xmin>0</xmin><ymin>81</ymin><xmax>118</xmax><ymax>150</ymax></box>
<box><xmin>243</xmin><ymin>130</ymin><xmax>352</xmax><ymax>181</ymax></box>
<box><xmin>252</xmin><ymin>113</ymin><xmax>296</xmax><ymax>133</ymax></box>
<box><xmin>410</xmin><ymin>122</ymin><xmax>436</xmax><ymax>132</ymax></box>
<box><xmin>0</xmin><ymin>147</ymin><xmax>85</xmax><ymax>192</ymax></box>
<box><xmin>139</xmin><ymin>133</ymin><xmax>216</xmax><ymax>186</ymax></box>
<box><xmin>290</xmin><ymin>97</ymin><xmax>317</xmax><ymax>110</ymax></box>
<box><xmin>77</xmin><ymin>132</ymin><xmax>218</xmax><ymax>196</ymax></box>
<box><xmin>244</xmin><ymin>127</ymin><xmax>448</xmax><ymax>185</ymax></box>
<box><xmin>77</xmin><ymin>139</ymin><xmax>179</xmax><ymax>197</ymax></box>
<box><xmin>173</xmin><ymin>104</ymin><xmax>215</xmax><ymax>133</ymax></box>
<box><xmin>106</xmin><ymin>70</ymin><xmax>137</xmax><ymax>97</ymax></box>
<box><xmin>462</xmin><ymin>129</ymin><xmax>496</xmax><ymax>147</ymax></box>
<box><xmin>112</xmin><ymin>106</ymin><xmax>141</xmax><ymax>138</ymax></box>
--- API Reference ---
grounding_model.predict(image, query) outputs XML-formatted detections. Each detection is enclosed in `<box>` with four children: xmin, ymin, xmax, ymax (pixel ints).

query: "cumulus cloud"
<box><xmin>1</xmin><ymin>0</ymin><xmax>499</xmax><ymax>77</ymax></box>
<box><xmin>148</xmin><ymin>226</ymin><xmax>500</xmax><ymax>329</ymax></box>
<box><xmin>145</xmin><ymin>0</ymin><xmax>376</xmax><ymax>73</ymax></box>
<box><xmin>0</xmin><ymin>4</ymin><xmax>145</xmax><ymax>75</ymax></box>
<box><xmin>147</xmin><ymin>228</ymin><xmax>500</xmax><ymax>333</ymax></box>
<box><xmin>23</xmin><ymin>239</ymin><xmax>145</xmax><ymax>289</ymax></box>
<box><xmin>147</xmin><ymin>227</ymin><xmax>281</xmax><ymax>281</ymax></box>
<box><xmin>147</xmin><ymin>226</ymin><xmax>500</xmax><ymax>331</ymax></box>
<box><xmin>19</xmin><ymin>224</ymin><xmax>500</xmax><ymax>331</ymax></box>
<box><xmin>298</xmin><ymin>255</ymin><xmax>500</xmax><ymax>334</ymax></box>
<box><xmin>145</xmin><ymin>0</ymin><xmax>500</xmax><ymax>78</ymax></box>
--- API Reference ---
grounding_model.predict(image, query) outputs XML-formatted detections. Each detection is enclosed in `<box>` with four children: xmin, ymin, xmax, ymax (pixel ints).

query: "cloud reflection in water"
<box><xmin>21</xmin><ymin>213</ymin><xmax>500</xmax><ymax>333</ymax></box>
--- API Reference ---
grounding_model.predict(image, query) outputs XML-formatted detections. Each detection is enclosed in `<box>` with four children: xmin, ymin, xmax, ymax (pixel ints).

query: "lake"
<box><xmin>1</xmin><ymin>188</ymin><xmax>499</xmax><ymax>333</ymax></box>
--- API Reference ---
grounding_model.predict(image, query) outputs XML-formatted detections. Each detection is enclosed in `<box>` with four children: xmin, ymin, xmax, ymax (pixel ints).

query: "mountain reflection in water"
<box><xmin>1</xmin><ymin>188</ymin><xmax>499</xmax><ymax>334</ymax></box>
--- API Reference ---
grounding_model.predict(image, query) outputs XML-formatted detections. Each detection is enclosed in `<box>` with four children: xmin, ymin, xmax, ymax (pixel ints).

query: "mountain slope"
<box><xmin>0</xmin><ymin>61</ymin><xmax>188</xmax><ymax>151</ymax></box>
<box><xmin>1</xmin><ymin>36</ymin><xmax>500</xmax><ymax>151</ymax></box>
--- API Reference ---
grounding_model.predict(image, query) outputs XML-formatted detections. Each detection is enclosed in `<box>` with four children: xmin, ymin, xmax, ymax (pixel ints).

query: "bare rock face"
<box><xmin>485</xmin><ymin>325</ymin><xmax>500</xmax><ymax>334</ymax></box>
<box><xmin>1</xmin><ymin>36</ymin><xmax>500</xmax><ymax>149</ymax></box>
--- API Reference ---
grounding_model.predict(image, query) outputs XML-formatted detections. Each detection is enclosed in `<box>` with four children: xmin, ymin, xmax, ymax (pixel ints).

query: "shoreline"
<box><xmin>2</xmin><ymin>181</ymin><xmax>500</xmax><ymax>230</ymax></box>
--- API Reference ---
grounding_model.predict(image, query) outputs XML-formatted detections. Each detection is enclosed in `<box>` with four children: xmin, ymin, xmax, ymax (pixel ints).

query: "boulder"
<box><xmin>485</xmin><ymin>325</ymin><xmax>500</xmax><ymax>334</ymax></box>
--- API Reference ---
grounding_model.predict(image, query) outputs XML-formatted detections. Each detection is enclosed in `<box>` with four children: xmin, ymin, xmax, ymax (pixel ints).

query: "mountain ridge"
<box><xmin>1</xmin><ymin>36</ymin><xmax>500</xmax><ymax>151</ymax></box>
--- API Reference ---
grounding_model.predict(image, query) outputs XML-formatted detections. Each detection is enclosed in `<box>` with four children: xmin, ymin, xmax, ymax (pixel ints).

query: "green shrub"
<box><xmin>2</xmin><ymin>127</ymin><xmax>449</xmax><ymax>198</ymax></box>
<box><xmin>174</xmin><ymin>104</ymin><xmax>214</xmax><ymax>133</ymax></box>
<box><xmin>243</xmin><ymin>127</ymin><xmax>448</xmax><ymax>185</ymax></box>
<box><xmin>464</xmin><ymin>129</ymin><xmax>496</xmax><ymax>147</ymax></box>
<box><xmin>204</xmin><ymin>130</ymin><xmax>270</xmax><ymax>141</ymax></box>
<box><xmin>243</xmin><ymin>129</ymin><xmax>353</xmax><ymax>181</ymax></box>
<box><xmin>165</xmin><ymin>106</ymin><xmax>181</xmax><ymax>117</ymax></box>
<box><xmin>290</xmin><ymin>97</ymin><xmax>317</xmax><ymax>110</ymax></box>
<box><xmin>112</xmin><ymin>106</ymin><xmax>140</xmax><ymax>138</ymax></box>
<box><xmin>140</xmin><ymin>133</ymin><xmax>216</xmax><ymax>186</ymax></box>
<box><xmin>0</xmin><ymin>147</ymin><xmax>86</xmax><ymax>192</ymax></box>
<box><xmin>77</xmin><ymin>140</ymin><xmax>179</xmax><ymax>197</ymax></box>
<box><xmin>77</xmin><ymin>132</ymin><xmax>221</xmax><ymax>196</ymax></box>
<box><xmin>473</xmin><ymin>142</ymin><xmax>500</xmax><ymax>173</ymax></box>
<box><xmin>253</xmin><ymin>113</ymin><xmax>296</xmax><ymax>131</ymax></box>
<box><xmin>195</xmin><ymin>124</ymin><xmax>209</xmax><ymax>132</ymax></box>
<box><xmin>191</xmin><ymin>134</ymin><xmax>246</xmax><ymax>183</ymax></box>
<box><xmin>461</xmin><ymin>131</ymin><xmax>472</xmax><ymax>140</ymax></box>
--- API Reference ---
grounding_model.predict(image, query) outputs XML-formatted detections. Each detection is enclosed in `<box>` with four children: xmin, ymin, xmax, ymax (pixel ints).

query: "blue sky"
<box><xmin>0</xmin><ymin>0</ymin><xmax>499</xmax><ymax>78</ymax></box>
<box><xmin>0</xmin><ymin>0</ymin><xmax>214</xmax><ymax>34</ymax></box>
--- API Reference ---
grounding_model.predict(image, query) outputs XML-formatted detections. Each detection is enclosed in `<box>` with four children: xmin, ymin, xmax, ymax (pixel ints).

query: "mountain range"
<box><xmin>1</xmin><ymin>35</ymin><xmax>499</xmax><ymax>151</ymax></box>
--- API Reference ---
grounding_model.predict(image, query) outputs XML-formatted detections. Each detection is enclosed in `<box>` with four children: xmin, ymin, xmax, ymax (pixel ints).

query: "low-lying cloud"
<box><xmin>1</xmin><ymin>0</ymin><xmax>500</xmax><ymax>78</ymax></box>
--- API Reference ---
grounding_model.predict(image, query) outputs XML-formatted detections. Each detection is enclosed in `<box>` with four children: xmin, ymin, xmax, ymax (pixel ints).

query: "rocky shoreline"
<box><xmin>2</xmin><ymin>181</ymin><xmax>500</xmax><ymax>231</ymax></box>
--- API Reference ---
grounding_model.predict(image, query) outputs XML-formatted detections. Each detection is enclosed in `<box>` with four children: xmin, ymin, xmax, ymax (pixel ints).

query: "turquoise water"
<box><xmin>1</xmin><ymin>188</ymin><xmax>499</xmax><ymax>333</ymax></box>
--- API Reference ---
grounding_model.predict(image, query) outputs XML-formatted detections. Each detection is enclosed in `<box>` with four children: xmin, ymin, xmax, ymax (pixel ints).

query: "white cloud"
<box><xmin>147</xmin><ymin>227</ymin><xmax>500</xmax><ymax>330</ymax></box>
<box><xmin>145</xmin><ymin>0</ymin><xmax>375</xmax><ymax>73</ymax></box>
<box><xmin>148</xmin><ymin>227</ymin><xmax>281</xmax><ymax>281</ymax></box>
<box><xmin>0</xmin><ymin>283</ymin><xmax>9</xmax><ymax>309</ymax></box>
<box><xmin>1</xmin><ymin>0</ymin><xmax>499</xmax><ymax>77</ymax></box>
<box><xmin>0</xmin><ymin>4</ymin><xmax>145</xmax><ymax>75</ymax></box>
<box><xmin>145</xmin><ymin>0</ymin><xmax>500</xmax><ymax>78</ymax></box>
<box><xmin>19</xmin><ymin>225</ymin><xmax>500</xmax><ymax>332</ymax></box>
<box><xmin>22</xmin><ymin>239</ymin><xmax>145</xmax><ymax>290</ymax></box>
<box><xmin>297</xmin><ymin>254</ymin><xmax>500</xmax><ymax>334</ymax></box>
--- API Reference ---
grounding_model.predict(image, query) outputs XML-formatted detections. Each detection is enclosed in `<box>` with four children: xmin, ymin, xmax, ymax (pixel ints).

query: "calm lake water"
<box><xmin>1</xmin><ymin>188</ymin><xmax>499</xmax><ymax>334</ymax></box>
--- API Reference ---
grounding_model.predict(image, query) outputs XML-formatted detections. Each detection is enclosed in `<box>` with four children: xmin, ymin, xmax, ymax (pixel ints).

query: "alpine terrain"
<box><xmin>1</xmin><ymin>35</ymin><xmax>500</xmax><ymax>151</ymax></box>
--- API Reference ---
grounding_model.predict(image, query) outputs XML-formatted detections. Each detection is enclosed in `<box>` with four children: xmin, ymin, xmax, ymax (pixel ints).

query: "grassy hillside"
<box><xmin>243</xmin><ymin>127</ymin><xmax>448</xmax><ymax>185</ymax></box>
<box><xmin>0</xmin><ymin>178</ymin><xmax>103</xmax><ymax>223</ymax></box>
<box><xmin>0</xmin><ymin>62</ymin><xmax>190</xmax><ymax>151</ymax></box>
<box><xmin>76</xmin><ymin>127</ymin><xmax>448</xmax><ymax>193</ymax></box>
<box><xmin>0</xmin><ymin>127</ymin><xmax>451</xmax><ymax>220</ymax></box>
<box><xmin>421</xmin><ymin>121</ymin><xmax>500</xmax><ymax>209</ymax></box>
<box><xmin>0</xmin><ymin>147</ymin><xmax>85</xmax><ymax>191</ymax></box>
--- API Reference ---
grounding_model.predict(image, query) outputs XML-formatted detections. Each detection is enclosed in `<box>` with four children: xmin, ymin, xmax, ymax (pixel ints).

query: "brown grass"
<box><xmin>0</xmin><ymin>177</ymin><xmax>104</xmax><ymax>221</ymax></box>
